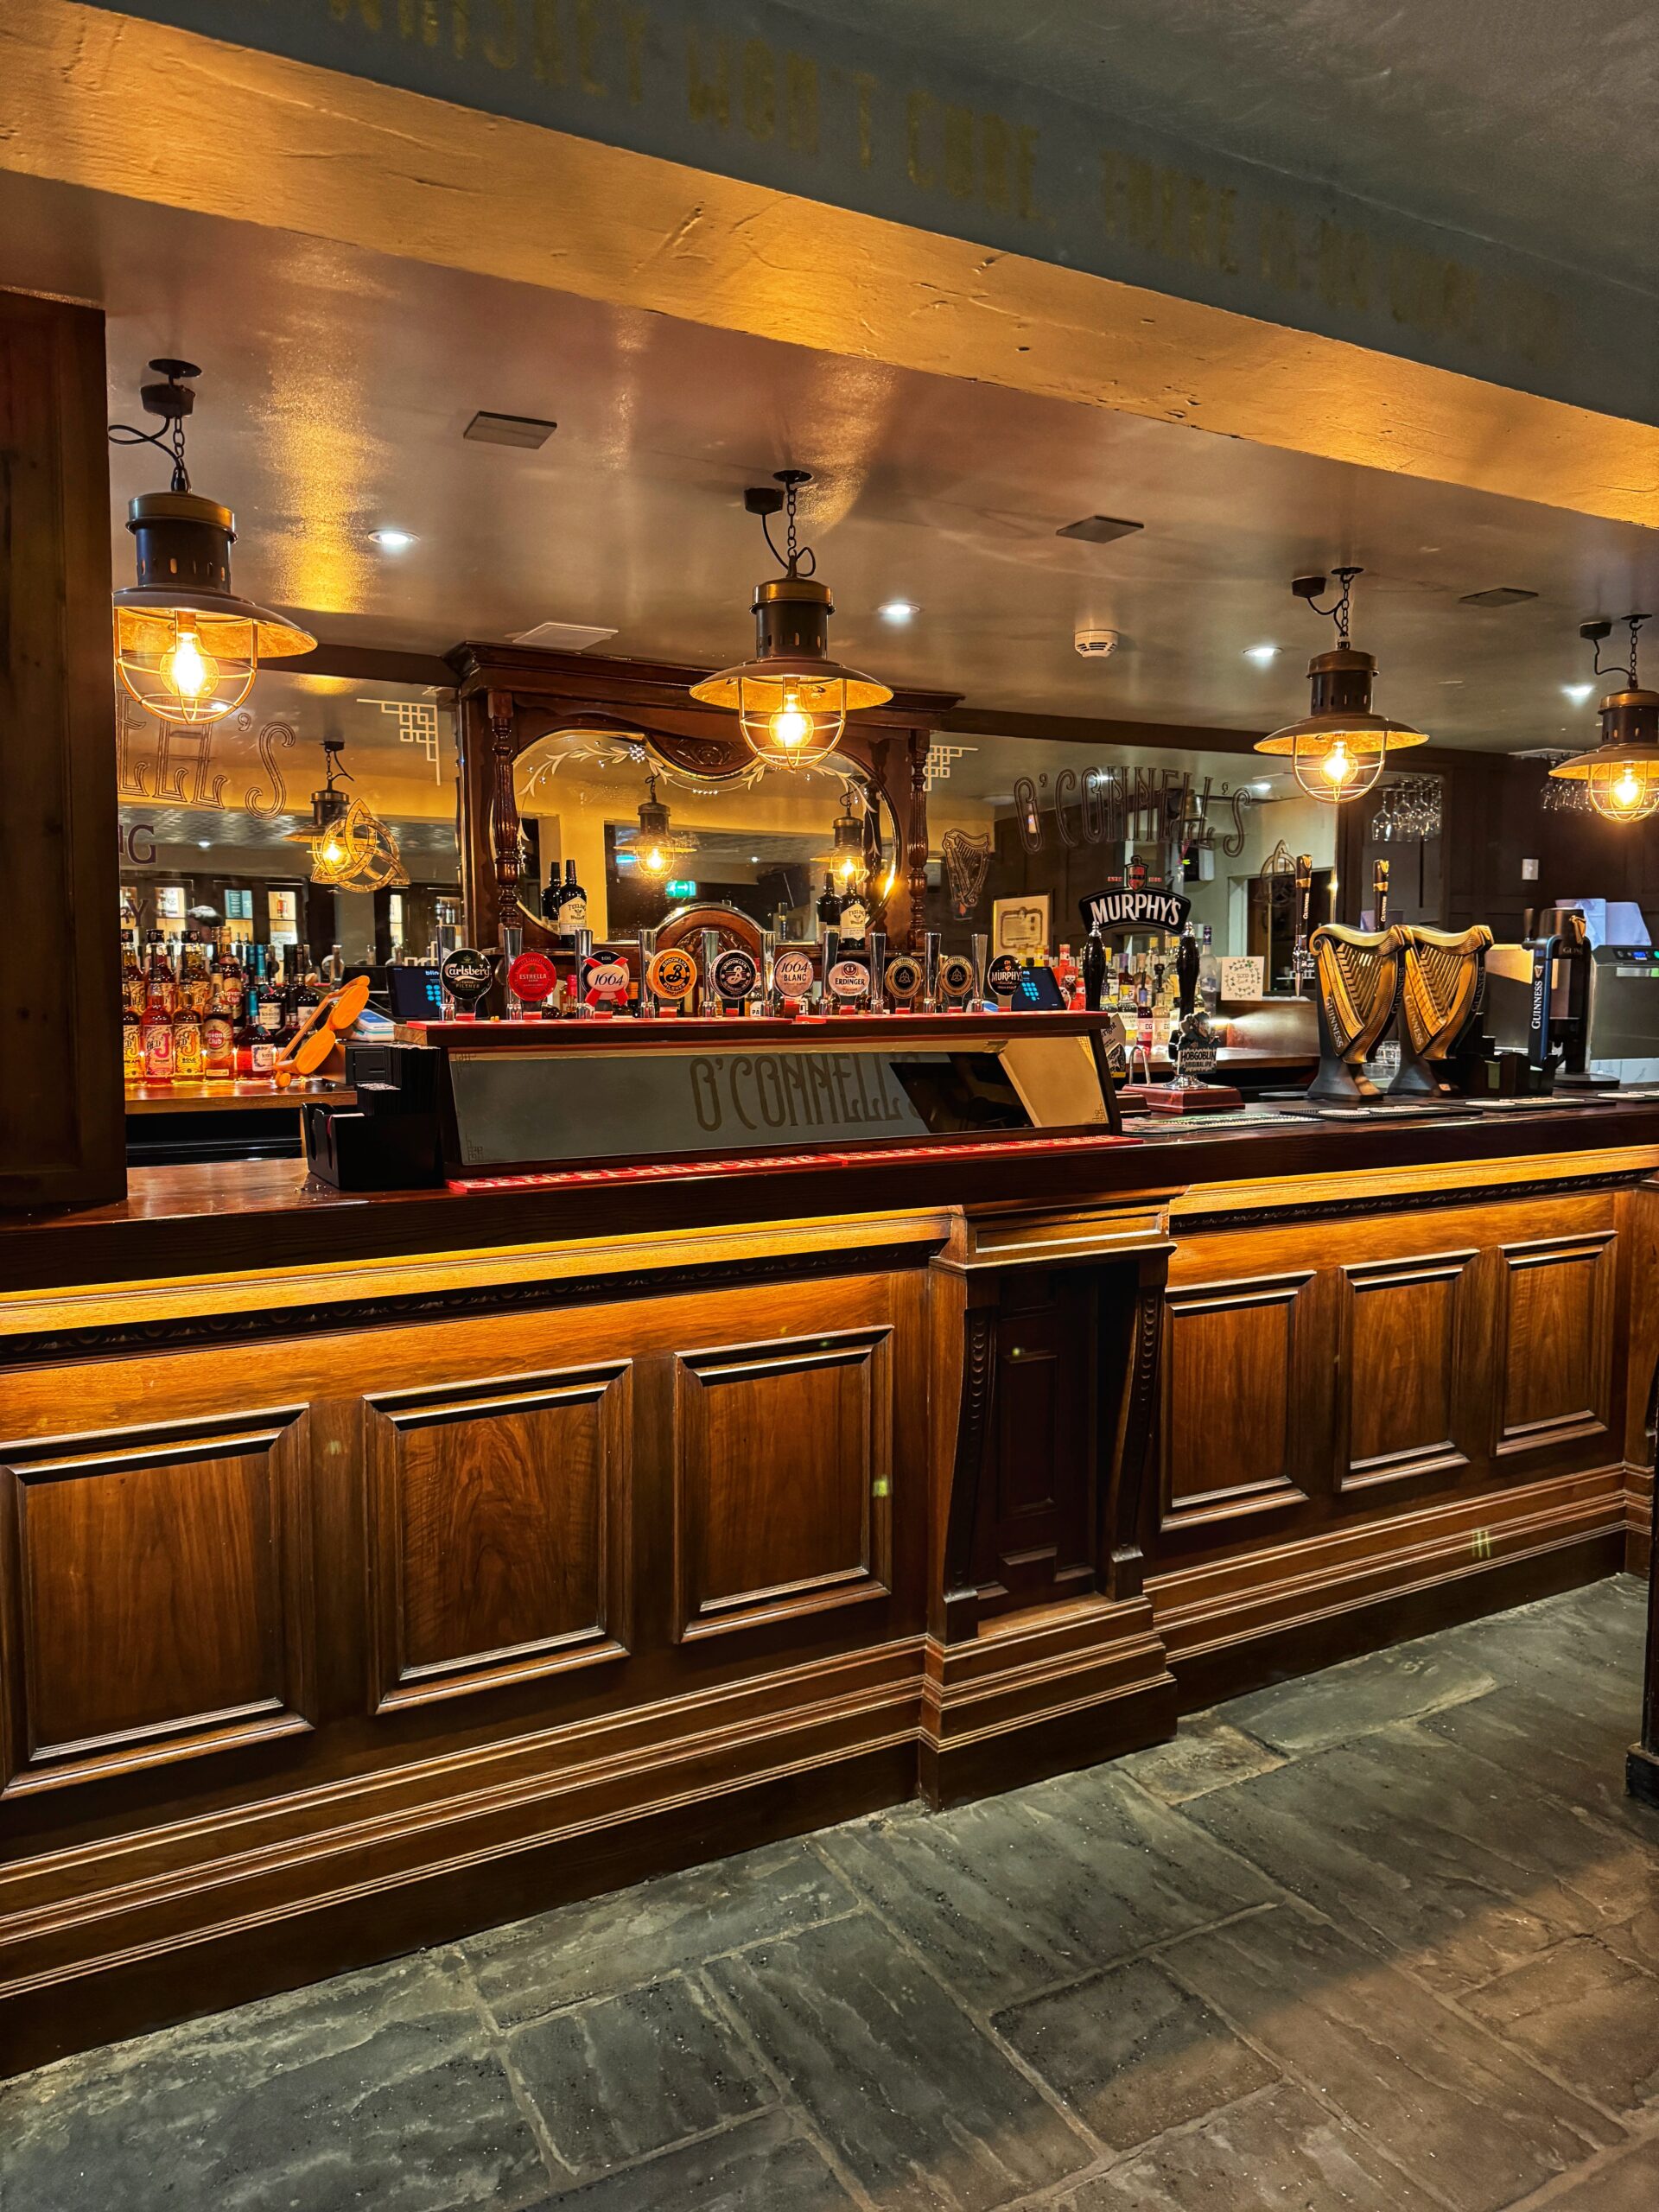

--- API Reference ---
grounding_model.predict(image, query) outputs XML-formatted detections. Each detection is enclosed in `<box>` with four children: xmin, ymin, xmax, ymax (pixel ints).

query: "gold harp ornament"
<box><xmin>1391</xmin><ymin>925</ymin><xmax>1492</xmax><ymax>1096</ymax></box>
<box><xmin>940</xmin><ymin>827</ymin><xmax>992</xmax><ymax>918</ymax></box>
<box><xmin>1306</xmin><ymin>922</ymin><xmax>1404</xmax><ymax>1103</ymax></box>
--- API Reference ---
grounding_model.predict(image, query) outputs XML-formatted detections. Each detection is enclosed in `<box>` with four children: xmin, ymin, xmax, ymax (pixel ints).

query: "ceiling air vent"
<box><xmin>1459</xmin><ymin>586</ymin><xmax>1537</xmax><ymax>607</ymax></box>
<box><xmin>1056</xmin><ymin>514</ymin><xmax>1144</xmax><ymax>544</ymax></box>
<box><xmin>510</xmin><ymin>621</ymin><xmax>618</xmax><ymax>652</ymax></box>
<box><xmin>465</xmin><ymin>410</ymin><xmax>557</xmax><ymax>448</ymax></box>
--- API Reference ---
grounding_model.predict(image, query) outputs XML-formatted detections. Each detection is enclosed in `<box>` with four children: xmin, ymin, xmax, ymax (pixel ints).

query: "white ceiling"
<box><xmin>3</xmin><ymin>169</ymin><xmax>1656</xmax><ymax>753</ymax></box>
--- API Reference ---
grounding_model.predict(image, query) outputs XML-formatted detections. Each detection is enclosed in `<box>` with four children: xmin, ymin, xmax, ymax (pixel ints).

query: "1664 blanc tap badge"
<box><xmin>1077</xmin><ymin>887</ymin><xmax>1192</xmax><ymax>935</ymax></box>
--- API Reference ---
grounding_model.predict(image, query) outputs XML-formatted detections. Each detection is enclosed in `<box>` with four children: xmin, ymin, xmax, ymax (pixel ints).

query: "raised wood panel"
<box><xmin>1339</xmin><ymin>1251</ymin><xmax>1476</xmax><ymax>1493</ymax></box>
<box><xmin>1497</xmin><ymin>1233</ymin><xmax>1617</xmax><ymax>1459</ymax></box>
<box><xmin>365</xmin><ymin>1363</ymin><xmax>631</xmax><ymax>1710</ymax></box>
<box><xmin>0</xmin><ymin>1408</ymin><xmax>313</xmax><ymax>1792</ymax></box>
<box><xmin>1161</xmin><ymin>1273</ymin><xmax>1315</xmax><ymax>1531</ymax></box>
<box><xmin>674</xmin><ymin>1326</ymin><xmax>893</xmax><ymax>1640</ymax></box>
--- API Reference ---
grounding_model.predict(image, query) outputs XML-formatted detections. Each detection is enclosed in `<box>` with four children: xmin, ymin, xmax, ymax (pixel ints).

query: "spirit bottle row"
<box><xmin>122</xmin><ymin>926</ymin><xmax>327</xmax><ymax>1084</ymax></box>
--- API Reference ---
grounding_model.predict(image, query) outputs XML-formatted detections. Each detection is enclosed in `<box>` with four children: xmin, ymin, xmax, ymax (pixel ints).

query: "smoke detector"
<box><xmin>1074</xmin><ymin>626</ymin><xmax>1121</xmax><ymax>658</ymax></box>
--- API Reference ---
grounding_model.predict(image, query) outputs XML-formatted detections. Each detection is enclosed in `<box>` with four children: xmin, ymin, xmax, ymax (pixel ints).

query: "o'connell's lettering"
<box><xmin>686</xmin><ymin>1052</ymin><xmax>912</xmax><ymax>1136</ymax></box>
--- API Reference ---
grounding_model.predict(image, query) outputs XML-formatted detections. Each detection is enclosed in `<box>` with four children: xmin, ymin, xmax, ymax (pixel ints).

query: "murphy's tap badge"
<box><xmin>441</xmin><ymin>947</ymin><xmax>495</xmax><ymax>1019</ymax></box>
<box><xmin>506</xmin><ymin>950</ymin><xmax>557</xmax><ymax>1018</ymax></box>
<box><xmin>986</xmin><ymin>951</ymin><xmax>1024</xmax><ymax>1005</ymax></box>
<box><xmin>712</xmin><ymin>946</ymin><xmax>760</xmax><ymax>1012</ymax></box>
<box><xmin>1077</xmin><ymin>887</ymin><xmax>1192</xmax><ymax>935</ymax></box>
<box><xmin>645</xmin><ymin>945</ymin><xmax>697</xmax><ymax>1010</ymax></box>
<box><xmin>826</xmin><ymin>956</ymin><xmax>872</xmax><ymax>1011</ymax></box>
<box><xmin>883</xmin><ymin>952</ymin><xmax>924</xmax><ymax>1011</ymax></box>
<box><xmin>937</xmin><ymin>952</ymin><xmax>976</xmax><ymax>1010</ymax></box>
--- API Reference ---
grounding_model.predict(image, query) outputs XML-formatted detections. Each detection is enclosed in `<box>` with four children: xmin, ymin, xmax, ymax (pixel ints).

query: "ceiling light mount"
<box><xmin>690</xmin><ymin>467</ymin><xmax>892</xmax><ymax>768</ymax></box>
<box><xmin>1254</xmin><ymin>565</ymin><xmax>1428</xmax><ymax>804</ymax></box>
<box><xmin>109</xmin><ymin>359</ymin><xmax>314</xmax><ymax>725</ymax></box>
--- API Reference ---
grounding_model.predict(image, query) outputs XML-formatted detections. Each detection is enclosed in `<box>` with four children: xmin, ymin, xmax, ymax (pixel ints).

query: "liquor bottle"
<box><xmin>1053</xmin><ymin>942</ymin><xmax>1077</xmax><ymax>1007</ymax></box>
<box><xmin>201</xmin><ymin>959</ymin><xmax>236</xmax><ymax>1081</ymax></box>
<box><xmin>837</xmin><ymin>881</ymin><xmax>869</xmax><ymax>944</ymax></box>
<box><xmin>549</xmin><ymin>859</ymin><xmax>587</xmax><ymax>934</ymax></box>
<box><xmin>254</xmin><ymin>946</ymin><xmax>286</xmax><ymax>1053</ymax></box>
<box><xmin>172</xmin><ymin>991</ymin><xmax>204</xmax><ymax>1080</ymax></box>
<box><xmin>121</xmin><ymin>989</ymin><xmax>143</xmax><ymax>1082</ymax></box>
<box><xmin>140</xmin><ymin>934</ymin><xmax>175</xmax><ymax>1084</ymax></box>
<box><xmin>1079</xmin><ymin>929</ymin><xmax>1107</xmax><ymax>1012</ymax></box>
<box><xmin>816</xmin><ymin>872</ymin><xmax>842</xmax><ymax>941</ymax></box>
<box><xmin>177</xmin><ymin>928</ymin><xmax>213</xmax><ymax>1017</ymax></box>
<box><xmin>238</xmin><ymin>971</ymin><xmax>277</xmax><ymax>1078</ymax></box>
<box><xmin>120</xmin><ymin>927</ymin><xmax>145</xmax><ymax>1019</ymax></box>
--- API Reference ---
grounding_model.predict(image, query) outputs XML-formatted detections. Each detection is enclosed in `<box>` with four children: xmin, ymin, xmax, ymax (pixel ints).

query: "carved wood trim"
<box><xmin>1107</xmin><ymin>1254</ymin><xmax>1168</xmax><ymax>1601</ymax></box>
<box><xmin>941</xmin><ymin>1295</ymin><xmax>998</xmax><ymax>1643</ymax></box>
<box><xmin>906</xmin><ymin>729</ymin><xmax>930</xmax><ymax>951</ymax></box>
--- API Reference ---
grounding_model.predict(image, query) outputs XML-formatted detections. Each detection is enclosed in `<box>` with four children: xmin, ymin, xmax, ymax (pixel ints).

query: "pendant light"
<box><xmin>287</xmin><ymin>739</ymin><xmax>406</xmax><ymax>890</ymax></box>
<box><xmin>1254</xmin><ymin>568</ymin><xmax>1428</xmax><ymax>804</ymax></box>
<box><xmin>628</xmin><ymin>771</ymin><xmax>697</xmax><ymax>878</ymax></box>
<box><xmin>1548</xmin><ymin>617</ymin><xmax>1659</xmax><ymax>823</ymax></box>
<box><xmin>690</xmin><ymin>469</ymin><xmax>891</xmax><ymax>766</ymax></box>
<box><xmin>109</xmin><ymin>359</ymin><xmax>315</xmax><ymax>725</ymax></box>
<box><xmin>817</xmin><ymin>786</ymin><xmax>869</xmax><ymax>892</ymax></box>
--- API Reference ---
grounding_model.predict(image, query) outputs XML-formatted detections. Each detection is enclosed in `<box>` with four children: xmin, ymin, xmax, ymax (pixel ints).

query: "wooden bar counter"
<box><xmin>3</xmin><ymin>1096</ymin><xmax>1657</xmax><ymax>2071</ymax></box>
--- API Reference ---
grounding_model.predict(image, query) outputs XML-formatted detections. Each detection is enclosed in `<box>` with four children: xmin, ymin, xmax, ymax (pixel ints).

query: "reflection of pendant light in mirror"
<box><xmin>817</xmin><ymin>786</ymin><xmax>868</xmax><ymax>891</ymax></box>
<box><xmin>690</xmin><ymin>469</ymin><xmax>891</xmax><ymax>766</ymax></box>
<box><xmin>109</xmin><ymin>359</ymin><xmax>315</xmax><ymax>724</ymax></box>
<box><xmin>1254</xmin><ymin>568</ymin><xmax>1427</xmax><ymax>804</ymax></box>
<box><xmin>1548</xmin><ymin>616</ymin><xmax>1659</xmax><ymax>823</ymax></box>
<box><xmin>288</xmin><ymin>738</ymin><xmax>406</xmax><ymax>890</ymax></box>
<box><xmin>628</xmin><ymin>771</ymin><xmax>697</xmax><ymax>878</ymax></box>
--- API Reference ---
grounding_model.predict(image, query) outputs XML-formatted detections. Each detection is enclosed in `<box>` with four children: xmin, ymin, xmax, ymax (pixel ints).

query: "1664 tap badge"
<box><xmin>440</xmin><ymin>947</ymin><xmax>495</xmax><ymax>1016</ymax></box>
<box><xmin>771</xmin><ymin>947</ymin><xmax>815</xmax><ymax>1001</ymax></box>
<box><xmin>583</xmin><ymin>956</ymin><xmax>632</xmax><ymax>1011</ymax></box>
<box><xmin>645</xmin><ymin>945</ymin><xmax>698</xmax><ymax>1004</ymax></box>
<box><xmin>1077</xmin><ymin>887</ymin><xmax>1192</xmax><ymax>935</ymax></box>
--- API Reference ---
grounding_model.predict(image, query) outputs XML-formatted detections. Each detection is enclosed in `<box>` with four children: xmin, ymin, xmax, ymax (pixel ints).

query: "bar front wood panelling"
<box><xmin>2</xmin><ymin>1131</ymin><xmax>1655</xmax><ymax>2072</ymax></box>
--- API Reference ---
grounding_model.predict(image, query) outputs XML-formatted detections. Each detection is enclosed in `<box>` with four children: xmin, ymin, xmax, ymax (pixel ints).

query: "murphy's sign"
<box><xmin>1078</xmin><ymin>887</ymin><xmax>1192</xmax><ymax>936</ymax></box>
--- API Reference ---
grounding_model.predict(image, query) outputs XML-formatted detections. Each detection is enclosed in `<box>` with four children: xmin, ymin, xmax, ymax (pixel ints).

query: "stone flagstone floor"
<box><xmin>4</xmin><ymin>1577</ymin><xmax>1658</xmax><ymax>2209</ymax></box>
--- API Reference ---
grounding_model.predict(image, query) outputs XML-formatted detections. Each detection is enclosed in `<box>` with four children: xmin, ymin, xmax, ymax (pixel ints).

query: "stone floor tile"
<box><xmin>1221</xmin><ymin>1643</ymin><xmax>1497</xmax><ymax>1755</ymax></box>
<box><xmin>1056</xmin><ymin>2082</ymin><xmax>1442</xmax><ymax>2210</ymax></box>
<box><xmin>1465</xmin><ymin>1936</ymin><xmax>1659</xmax><ymax>2114</ymax></box>
<box><xmin>0</xmin><ymin>1952</ymin><xmax>544</xmax><ymax>2212</ymax></box>
<box><xmin>464</xmin><ymin>1840</ymin><xmax>856</xmax><ymax>2028</ymax></box>
<box><xmin>1185</xmin><ymin>1718</ymin><xmax>1659</xmax><ymax>1993</ymax></box>
<box><xmin>507</xmin><ymin>1974</ymin><xmax>771</xmax><ymax>2177</ymax></box>
<box><xmin>708</xmin><ymin>1910</ymin><xmax>1093</xmax><ymax>2209</ymax></box>
<box><xmin>1602</xmin><ymin>1903</ymin><xmax>1659</xmax><ymax>1975</ymax></box>
<box><xmin>1515</xmin><ymin>2130</ymin><xmax>1659</xmax><ymax>2209</ymax></box>
<box><xmin>1118</xmin><ymin>1714</ymin><xmax>1288</xmax><ymax>1804</ymax></box>
<box><xmin>1418</xmin><ymin>1677</ymin><xmax>1647</xmax><ymax>1832</ymax></box>
<box><xmin>522</xmin><ymin>2109</ymin><xmax>857</xmax><ymax>2209</ymax></box>
<box><xmin>991</xmin><ymin>1955</ymin><xmax>1278</xmax><ymax>2149</ymax></box>
<box><xmin>1160</xmin><ymin>1902</ymin><xmax>1618</xmax><ymax>2210</ymax></box>
<box><xmin>817</xmin><ymin>1769</ymin><xmax>1274</xmax><ymax>2012</ymax></box>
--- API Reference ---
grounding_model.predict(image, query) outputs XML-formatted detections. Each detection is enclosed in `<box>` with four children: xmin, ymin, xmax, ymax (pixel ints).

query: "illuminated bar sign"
<box><xmin>1078</xmin><ymin>887</ymin><xmax>1192</xmax><ymax>934</ymax></box>
<box><xmin>448</xmin><ymin>1046</ymin><xmax>931</xmax><ymax>1166</ymax></box>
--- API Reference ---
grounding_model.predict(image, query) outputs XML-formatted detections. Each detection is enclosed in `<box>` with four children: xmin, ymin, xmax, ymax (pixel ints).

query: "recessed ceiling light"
<box><xmin>1243</xmin><ymin>644</ymin><xmax>1279</xmax><ymax>664</ymax></box>
<box><xmin>749</xmin><ymin>855</ymin><xmax>760</xmax><ymax>863</ymax></box>
<box><xmin>878</xmin><ymin>600</ymin><xmax>919</xmax><ymax>624</ymax></box>
<box><xmin>197</xmin><ymin>839</ymin><xmax>211</xmax><ymax>849</ymax></box>
<box><xmin>370</xmin><ymin>528</ymin><xmax>415</xmax><ymax>551</ymax></box>
<box><xmin>1563</xmin><ymin>683</ymin><xmax>1596</xmax><ymax>703</ymax></box>
<box><xmin>1250</xmin><ymin>780</ymin><xmax>1273</xmax><ymax>797</ymax></box>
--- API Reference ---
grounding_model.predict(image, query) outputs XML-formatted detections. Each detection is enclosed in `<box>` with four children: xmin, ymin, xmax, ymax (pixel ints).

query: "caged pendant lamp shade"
<box><xmin>1254</xmin><ymin>568</ymin><xmax>1427</xmax><ymax>804</ymax></box>
<box><xmin>1549</xmin><ymin>619</ymin><xmax>1659</xmax><ymax>823</ymax></box>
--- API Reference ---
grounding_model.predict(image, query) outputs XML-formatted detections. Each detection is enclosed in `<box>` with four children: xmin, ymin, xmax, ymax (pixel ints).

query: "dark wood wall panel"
<box><xmin>365</xmin><ymin>1363</ymin><xmax>632</xmax><ymax>1710</ymax></box>
<box><xmin>0</xmin><ymin>1409</ymin><xmax>313</xmax><ymax>1791</ymax></box>
<box><xmin>673</xmin><ymin>1327</ymin><xmax>893</xmax><ymax>1641</ymax></box>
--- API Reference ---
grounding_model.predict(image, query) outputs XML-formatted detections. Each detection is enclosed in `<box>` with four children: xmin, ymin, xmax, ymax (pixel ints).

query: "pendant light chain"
<box><xmin>108</xmin><ymin>359</ymin><xmax>195</xmax><ymax>493</ymax></box>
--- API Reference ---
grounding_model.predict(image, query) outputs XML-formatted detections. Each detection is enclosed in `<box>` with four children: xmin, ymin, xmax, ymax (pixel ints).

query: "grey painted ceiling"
<box><xmin>5</xmin><ymin>168</ymin><xmax>1657</xmax><ymax>754</ymax></box>
<box><xmin>778</xmin><ymin>0</ymin><xmax>1659</xmax><ymax>295</ymax></box>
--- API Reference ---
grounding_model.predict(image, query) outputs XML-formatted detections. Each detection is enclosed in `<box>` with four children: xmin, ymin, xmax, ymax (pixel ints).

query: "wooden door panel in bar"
<box><xmin>1339</xmin><ymin>1251</ymin><xmax>1478</xmax><ymax>1496</ymax></box>
<box><xmin>672</xmin><ymin>1326</ymin><xmax>893</xmax><ymax>1642</ymax></box>
<box><xmin>1497</xmin><ymin>1232</ymin><xmax>1618</xmax><ymax>1461</ymax></box>
<box><xmin>0</xmin><ymin>1409</ymin><xmax>314</xmax><ymax>1793</ymax></box>
<box><xmin>365</xmin><ymin>1362</ymin><xmax>632</xmax><ymax>1712</ymax></box>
